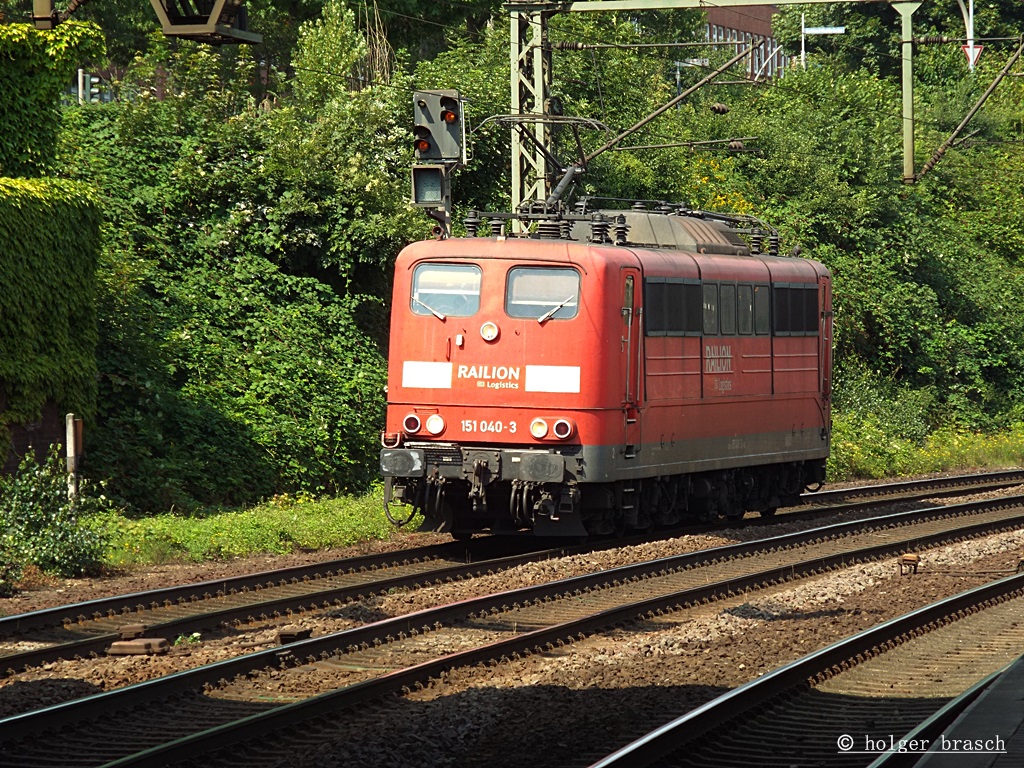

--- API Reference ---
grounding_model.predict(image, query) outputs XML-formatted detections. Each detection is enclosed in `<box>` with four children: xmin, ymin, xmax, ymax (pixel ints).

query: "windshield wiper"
<box><xmin>413</xmin><ymin>297</ymin><xmax>446</xmax><ymax>321</ymax></box>
<box><xmin>537</xmin><ymin>296</ymin><xmax>575</xmax><ymax>324</ymax></box>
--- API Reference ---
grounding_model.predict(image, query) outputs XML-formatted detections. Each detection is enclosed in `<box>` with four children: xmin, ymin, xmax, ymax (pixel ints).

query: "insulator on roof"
<box><xmin>538</xmin><ymin>220</ymin><xmax>562</xmax><ymax>239</ymax></box>
<box><xmin>614</xmin><ymin>215</ymin><xmax>629</xmax><ymax>246</ymax></box>
<box><xmin>590</xmin><ymin>213</ymin><xmax>611</xmax><ymax>244</ymax></box>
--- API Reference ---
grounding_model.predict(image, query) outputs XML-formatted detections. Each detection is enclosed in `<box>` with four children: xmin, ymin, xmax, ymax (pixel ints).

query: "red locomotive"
<box><xmin>381</xmin><ymin>203</ymin><xmax>832</xmax><ymax>537</ymax></box>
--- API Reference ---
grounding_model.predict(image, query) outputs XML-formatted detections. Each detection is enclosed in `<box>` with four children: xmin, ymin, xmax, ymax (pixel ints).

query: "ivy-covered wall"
<box><xmin>0</xmin><ymin>22</ymin><xmax>104</xmax><ymax>177</ymax></box>
<box><xmin>0</xmin><ymin>177</ymin><xmax>101</xmax><ymax>464</ymax></box>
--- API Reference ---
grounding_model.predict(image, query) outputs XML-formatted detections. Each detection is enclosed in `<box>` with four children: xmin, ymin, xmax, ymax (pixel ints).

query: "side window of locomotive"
<box><xmin>802</xmin><ymin>285</ymin><xmax>820</xmax><ymax>332</ymax></box>
<box><xmin>772</xmin><ymin>284</ymin><xmax>819</xmax><ymax>336</ymax></box>
<box><xmin>644</xmin><ymin>279</ymin><xmax>701</xmax><ymax>336</ymax></box>
<box><xmin>737</xmin><ymin>285</ymin><xmax>753</xmax><ymax>335</ymax></box>
<box><xmin>702</xmin><ymin>283</ymin><xmax>719</xmax><ymax>335</ymax></box>
<box><xmin>411</xmin><ymin>263</ymin><xmax>482</xmax><ymax>318</ymax></box>
<box><xmin>719</xmin><ymin>283</ymin><xmax>737</xmax><ymax>335</ymax></box>
<box><xmin>753</xmin><ymin>284</ymin><xmax>770</xmax><ymax>335</ymax></box>
<box><xmin>772</xmin><ymin>285</ymin><xmax>790</xmax><ymax>334</ymax></box>
<box><xmin>506</xmin><ymin>267</ymin><xmax>580</xmax><ymax>320</ymax></box>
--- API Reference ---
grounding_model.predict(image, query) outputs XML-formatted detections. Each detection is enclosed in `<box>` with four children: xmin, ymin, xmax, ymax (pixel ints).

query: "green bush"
<box><xmin>0</xmin><ymin>446</ymin><xmax>109</xmax><ymax>582</ymax></box>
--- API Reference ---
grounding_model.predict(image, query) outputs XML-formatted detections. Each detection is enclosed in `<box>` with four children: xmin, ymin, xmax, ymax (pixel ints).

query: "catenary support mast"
<box><xmin>508</xmin><ymin>0</ymin><xmax>917</xmax><ymax>215</ymax></box>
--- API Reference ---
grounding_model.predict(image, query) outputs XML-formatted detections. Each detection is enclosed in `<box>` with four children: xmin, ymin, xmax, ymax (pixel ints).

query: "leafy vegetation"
<box><xmin>0</xmin><ymin>178</ymin><xmax>101</xmax><ymax>440</ymax></box>
<box><xmin>0</xmin><ymin>447</ymin><xmax>108</xmax><ymax>593</ymax></box>
<box><xmin>1</xmin><ymin>1</ymin><xmax>1024</xmax><ymax>563</ymax></box>
<box><xmin>53</xmin><ymin>13</ymin><xmax>416</xmax><ymax>511</ymax></box>
<box><xmin>0</xmin><ymin>21</ymin><xmax>103</xmax><ymax>175</ymax></box>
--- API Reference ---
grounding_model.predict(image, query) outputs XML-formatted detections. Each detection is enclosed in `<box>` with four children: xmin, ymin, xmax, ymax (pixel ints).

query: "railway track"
<box><xmin>591</xmin><ymin>572</ymin><xmax>1024</xmax><ymax>768</ymax></box>
<box><xmin>0</xmin><ymin>536</ymin><xmax>576</xmax><ymax>673</ymax></box>
<box><xmin>3</xmin><ymin>469</ymin><xmax>1021</xmax><ymax>678</ymax></box>
<box><xmin>3</xmin><ymin>491</ymin><xmax>1024</xmax><ymax>767</ymax></box>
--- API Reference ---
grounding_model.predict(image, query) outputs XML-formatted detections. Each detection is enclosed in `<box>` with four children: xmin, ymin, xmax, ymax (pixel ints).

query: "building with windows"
<box><xmin>705</xmin><ymin>6</ymin><xmax>786</xmax><ymax>80</ymax></box>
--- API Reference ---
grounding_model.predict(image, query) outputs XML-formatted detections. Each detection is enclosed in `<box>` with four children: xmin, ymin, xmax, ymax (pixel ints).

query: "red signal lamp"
<box><xmin>413</xmin><ymin>125</ymin><xmax>432</xmax><ymax>153</ymax></box>
<box><xmin>439</xmin><ymin>96</ymin><xmax>459</xmax><ymax>124</ymax></box>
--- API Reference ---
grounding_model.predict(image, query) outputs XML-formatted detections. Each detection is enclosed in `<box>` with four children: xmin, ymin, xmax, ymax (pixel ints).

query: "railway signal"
<box><xmin>412</xmin><ymin>90</ymin><xmax>464</xmax><ymax>163</ymax></box>
<box><xmin>410</xmin><ymin>165</ymin><xmax>449</xmax><ymax>208</ymax></box>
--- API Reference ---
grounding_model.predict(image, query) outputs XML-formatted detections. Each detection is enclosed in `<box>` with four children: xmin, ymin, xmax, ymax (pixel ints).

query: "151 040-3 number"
<box><xmin>461</xmin><ymin>420</ymin><xmax>517</xmax><ymax>434</ymax></box>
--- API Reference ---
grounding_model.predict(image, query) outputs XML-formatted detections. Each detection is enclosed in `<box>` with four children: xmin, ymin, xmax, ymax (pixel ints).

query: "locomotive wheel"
<box><xmin>759</xmin><ymin>506</ymin><xmax>778</xmax><ymax>517</ymax></box>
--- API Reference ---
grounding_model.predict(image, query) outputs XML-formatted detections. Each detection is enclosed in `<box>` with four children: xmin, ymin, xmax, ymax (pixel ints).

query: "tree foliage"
<box><xmin>55</xmin><ymin>6</ymin><xmax>420</xmax><ymax>511</ymax></box>
<box><xmin>3</xmin><ymin>0</ymin><xmax>1022</xmax><ymax>512</ymax></box>
<box><xmin>0</xmin><ymin>447</ymin><xmax>108</xmax><ymax>587</ymax></box>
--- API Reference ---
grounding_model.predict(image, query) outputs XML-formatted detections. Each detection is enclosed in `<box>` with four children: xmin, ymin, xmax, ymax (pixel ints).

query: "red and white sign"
<box><xmin>963</xmin><ymin>45</ymin><xmax>984</xmax><ymax>66</ymax></box>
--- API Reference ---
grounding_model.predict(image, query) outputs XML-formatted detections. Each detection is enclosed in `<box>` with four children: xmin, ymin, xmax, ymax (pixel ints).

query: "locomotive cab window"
<box><xmin>411</xmin><ymin>263</ymin><xmax>482</xmax><ymax>318</ymax></box>
<box><xmin>506</xmin><ymin>267</ymin><xmax>580</xmax><ymax>320</ymax></box>
<box><xmin>753</xmin><ymin>284</ymin><xmax>770</xmax><ymax>335</ymax></box>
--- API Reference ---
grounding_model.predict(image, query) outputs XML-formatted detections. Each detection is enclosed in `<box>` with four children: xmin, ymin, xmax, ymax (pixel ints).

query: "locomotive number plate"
<box><xmin>462</xmin><ymin>419</ymin><xmax>517</xmax><ymax>434</ymax></box>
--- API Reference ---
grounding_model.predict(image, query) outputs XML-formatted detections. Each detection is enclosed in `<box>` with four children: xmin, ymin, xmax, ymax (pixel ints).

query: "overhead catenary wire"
<box><xmin>583</xmin><ymin>39</ymin><xmax>760</xmax><ymax>164</ymax></box>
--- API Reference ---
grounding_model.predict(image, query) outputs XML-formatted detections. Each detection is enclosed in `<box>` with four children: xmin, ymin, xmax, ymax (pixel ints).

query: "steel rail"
<box><xmin>0</xmin><ymin>538</ymin><xmax>585</xmax><ymax>674</ymax></box>
<box><xmin>96</xmin><ymin>506</ymin><xmax>1024</xmax><ymax>768</ymax></box>
<box><xmin>588</xmin><ymin>572</ymin><xmax>1024</xmax><ymax>767</ymax></box>
<box><xmin>3</xmin><ymin>494</ymin><xmax>1024</xmax><ymax>766</ymax></box>
<box><xmin>3</xmin><ymin>468</ymin><xmax>1017</xmax><ymax>640</ymax></box>
<box><xmin>0</xmin><ymin>538</ymin><xmax>515</xmax><ymax>636</ymax></box>
<box><xmin>802</xmin><ymin>469</ymin><xmax>1024</xmax><ymax>506</ymax></box>
<box><xmin>3</xmin><ymin>467</ymin><xmax>1019</xmax><ymax>642</ymax></box>
<box><xmin>5</xmin><ymin>470</ymin><xmax>1019</xmax><ymax>676</ymax></box>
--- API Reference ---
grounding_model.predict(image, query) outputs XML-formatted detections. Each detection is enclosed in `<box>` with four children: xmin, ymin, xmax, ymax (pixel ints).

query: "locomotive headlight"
<box><xmin>553</xmin><ymin>419</ymin><xmax>574</xmax><ymax>440</ymax></box>
<box><xmin>530</xmin><ymin>418</ymin><xmax>549</xmax><ymax>439</ymax></box>
<box><xmin>425</xmin><ymin>414</ymin><xmax>446</xmax><ymax>435</ymax></box>
<box><xmin>480</xmin><ymin>321</ymin><xmax>500</xmax><ymax>342</ymax></box>
<box><xmin>402</xmin><ymin>413</ymin><xmax>422</xmax><ymax>434</ymax></box>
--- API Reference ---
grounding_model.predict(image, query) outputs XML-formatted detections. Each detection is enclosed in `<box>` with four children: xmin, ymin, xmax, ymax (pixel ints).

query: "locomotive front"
<box><xmin>380</xmin><ymin>237</ymin><xmax>626</xmax><ymax>537</ymax></box>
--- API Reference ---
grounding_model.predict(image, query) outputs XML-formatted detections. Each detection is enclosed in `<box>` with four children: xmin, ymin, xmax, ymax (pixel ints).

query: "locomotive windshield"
<box><xmin>505</xmin><ymin>267</ymin><xmax>580</xmax><ymax>321</ymax></box>
<box><xmin>411</xmin><ymin>263</ymin><xmax>481</xmax><ymax>318</ymax></box>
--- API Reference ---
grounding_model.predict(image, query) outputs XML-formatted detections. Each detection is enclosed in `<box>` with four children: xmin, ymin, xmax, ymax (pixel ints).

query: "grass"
<box><xmin>829</xmin><ymin>419</ymin><xmax>1024</xmax><ymax>480</ymax></box>
<box><xmin>73</xmin><ymin>423</ymin><xmax>1024</xmax><ymax>569</ymax></box>
<box><xmin>95</xmin><ymin>486</ymin><xmax>398</xmax><ymax>566</ymax></box>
